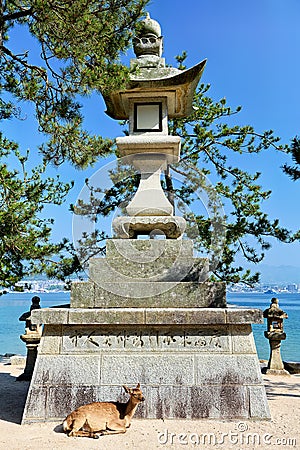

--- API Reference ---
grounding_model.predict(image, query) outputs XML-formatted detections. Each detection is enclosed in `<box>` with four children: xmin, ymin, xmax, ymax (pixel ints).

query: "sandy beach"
<box><xmin>0</xmin><ymin>362</ymin><xmax>299</xmax><ymax>450</ymax></box>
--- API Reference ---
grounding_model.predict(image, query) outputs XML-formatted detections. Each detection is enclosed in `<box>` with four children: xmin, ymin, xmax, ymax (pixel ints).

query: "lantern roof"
<box><xmin>263</xmin><ymin>298</ymin><xmax>288</xmax><ymax>319</ymax></box>
<box><xmin>102</xmin><ymin>13</ymin><xmax>206</xmax><ymax>120</ymax></box>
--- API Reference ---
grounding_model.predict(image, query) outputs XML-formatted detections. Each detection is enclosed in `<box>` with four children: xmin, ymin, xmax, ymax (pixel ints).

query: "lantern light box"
<box><xmin>134</xmin><ymin>102</ymin><xmax>163</xmax><ymax>132</ymax></box>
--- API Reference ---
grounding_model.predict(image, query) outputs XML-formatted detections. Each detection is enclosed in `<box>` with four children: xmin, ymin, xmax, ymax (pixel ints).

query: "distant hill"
<box><xmin>15</xmin><ymin>264</ymin><xmax>300</xmax><ymax>285</ymax></box>
<box><xmin>253</xmin><ymin>264</ymin><xmax>300</xmax><ymax>284</ymax></box>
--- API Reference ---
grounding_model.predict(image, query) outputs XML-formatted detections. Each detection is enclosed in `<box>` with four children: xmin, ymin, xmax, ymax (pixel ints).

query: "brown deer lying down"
<box><xmin>63</xmin><ymin>383</ymin><xmax>145</xmax><ymax>438</ymax></box>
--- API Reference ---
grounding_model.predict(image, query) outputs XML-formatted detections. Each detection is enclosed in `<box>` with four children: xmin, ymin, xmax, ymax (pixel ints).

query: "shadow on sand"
<box><xmin>0</xmin><ymin>371</ymin><xmax>29</xmax><ymax>424</ymax></box>
<box><xmin>53</xmin><ymin>423</ymin><xmax>65</xmax><ymax>434</ymax></box>
<box><xmin>265</xmin><ymin>377</ymin><xmax>300</xmax><ymax>401</ymax></box>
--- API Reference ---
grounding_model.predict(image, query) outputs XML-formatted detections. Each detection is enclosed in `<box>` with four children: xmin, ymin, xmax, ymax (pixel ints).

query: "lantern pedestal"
<box><xmin>264</xmin><ymin>332</ymin><xmax>290</xmax><ymax>375</ymax></box>
<box><xmin>17</xmin><ymin>333</ymin><xmax>41</xmax><ymax>381</ymax></box>
<box><xmin>125</xmin><ymin>153</ymin><xmax>174</xmax><ymax>217</ymax></box>
<box><xmin>112</xmin><ymin>216</ymin><xmax>186</xmax><ymax>239</ymax></box>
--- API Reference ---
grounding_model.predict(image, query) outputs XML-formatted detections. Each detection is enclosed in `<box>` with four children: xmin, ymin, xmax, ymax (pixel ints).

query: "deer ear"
<box><xmin>123</xmin><ymin>385</ymin><xmax>130</xmax><ymax>393</ymax></box>
<box><xmin>136</xmin><ymin>383</ymin><xmax>140</xmax><ymax>389</ymax></box>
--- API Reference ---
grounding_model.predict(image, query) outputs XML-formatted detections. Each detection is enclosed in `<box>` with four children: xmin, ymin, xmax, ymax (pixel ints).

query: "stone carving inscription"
<box><xmin>63</xmin><ymin>327</ymin><xmax>229</xmax><ymax>353</ymax></box>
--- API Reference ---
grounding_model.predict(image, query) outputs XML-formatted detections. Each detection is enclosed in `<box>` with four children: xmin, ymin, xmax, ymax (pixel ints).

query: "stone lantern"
<box><xmin>103</xmin><ymin>12</ymin><xmax>206</xmax><ymax>239</ymax></box>
<box><xmin>263</xmin><ymin>297</ymin><xmax>289</xmax><ymax>375</ymax></box>
<box><xmin>17</xmin><ymin>296</ymin><xmax>42</xmax><ymax>381</ymax></box>
<box><xmin>22</xmin><ymin>13</ymin><xmax>270</xmax><ymax>423</ymax></box>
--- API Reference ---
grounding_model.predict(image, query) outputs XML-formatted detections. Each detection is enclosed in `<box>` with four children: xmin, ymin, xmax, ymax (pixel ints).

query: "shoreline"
<box><xmin>0</xmin><ymin>362</ymin><xmax>299</xmax><ymax>449</ymax></box>
<box><xmin>1</xmin><ymin>292</ymin><xmax>299</xmax><ymax>361</ymax></box>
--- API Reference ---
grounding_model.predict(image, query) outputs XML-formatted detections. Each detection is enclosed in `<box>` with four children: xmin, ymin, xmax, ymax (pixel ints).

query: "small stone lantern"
<box><xmin>17</xmin><ymin>296</ymin><xmax>42</xmax><ymax>381</ymax></box>
<box><xmin>263</xmin><ymin>298</ymin><xmax>289</xmax><ymax>375</ymax></box>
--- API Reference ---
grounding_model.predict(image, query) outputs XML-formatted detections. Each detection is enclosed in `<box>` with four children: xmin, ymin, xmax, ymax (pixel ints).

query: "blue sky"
<box><xmin>145</xmin><ymin>0</ymin><xmax>300</xmax><ymax>268</ymax></box>
<box><xmin>3</xmin><ymin>0</ymin><xmax>300</xmax><ymax>268</ymax></box>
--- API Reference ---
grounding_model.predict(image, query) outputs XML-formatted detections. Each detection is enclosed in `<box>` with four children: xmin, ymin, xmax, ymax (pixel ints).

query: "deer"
<box><xmin>62</xmin><ymin>383</ymin><xmax>145</xmax><ymax>438</ymax></box>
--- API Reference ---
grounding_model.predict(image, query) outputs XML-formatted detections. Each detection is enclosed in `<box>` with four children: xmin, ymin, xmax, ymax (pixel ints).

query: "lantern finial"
<box><xmin>133</xmin><ymin>13</ymin><xmax>163</xmax><ymax>58</ymax></box>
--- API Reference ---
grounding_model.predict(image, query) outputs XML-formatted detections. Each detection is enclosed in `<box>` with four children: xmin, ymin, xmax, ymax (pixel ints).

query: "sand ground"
<box><xmin>0</xmin><ymin>362</ymin><xmax>299</xmax><ymax>450</ymax></box>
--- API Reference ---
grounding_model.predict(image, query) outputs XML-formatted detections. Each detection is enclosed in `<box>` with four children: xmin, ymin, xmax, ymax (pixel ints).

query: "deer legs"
<box><xmin>67</xmin><ymin>419</ymin><xmax>128</xmax><ymax>438</ymax></box>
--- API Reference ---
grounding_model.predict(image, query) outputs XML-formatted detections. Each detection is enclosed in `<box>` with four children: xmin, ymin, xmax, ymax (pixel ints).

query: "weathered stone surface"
<box><xmin>122</xmin><ymin>153</ymin><xmax>177</xmax><ymax>216</ymax></box>
<box><xmin>39</xmin><ymin>325</ymin><xmax>62</xmax><ymax>355</ymax></box>
<box><xmin>134</xmin><ymin>385</ymin><xmax>249</xmax><ymax>420</ymax></box>
<box><xmin>93</xmin><ymin>281</ymin><xmax>226</xmax><ymax>307</ymax></box>
<box><xmin>31</xmin><ymin>308</ymin><xmax>67</xmax><ymax>325</ymax></box>
<box><xmin>218</xmin><ymin>385</ymin><xmax>249</xmax><ymax>419</ymax></box>
<box><xmin>22</xmin><ymin>319</ymin><xmax>270</xmax><ymax>422</ymax></box>
<box><xmin>230</xmin><ymin>324</ymin><xmax>257</xmax><ymax>354</ymax></box>
<box><xmin>106</xmin><ymin>238</ymin><xmax>194</xmax><ymax>259</ymax></box>
<box><xmin>95</xmin><ymin>385</ymin><xmax>131</xmax><ymax>404</ymax></box>
<box><xmin>71</xmin><ymin>281</ymin><xmax>94</xmax><ymax>308</ymax></box>
<box><xmin>73</xmin><ymin>239</ymin><xmax>216</xmax><ymax>308</ymax></box>
<box><xmin>101</xmin><ymin>354</ymin><xmax>195</xmax><ymax>385</ymax></box>
<box><xmin>226</xmin><ymin>307</ymin><xmax>263</xmax><ymax>324</ymax></box>
<box><xmin>31</xmin><ymin>307</ymin><xmax>69</xmax><ymax>324</ymax></box>
<box><xmin>248</xmin><ymin>385</ymin><xmax>270</xmax><ymax>419</ymax></box>
<box><xmin>47</xmin><ymin>386</ymin><xmax>96</xmax><ymax>419</ymax></box>
<box><xmin>25</xmin><ymin>307</ymin><xmax>269</xmax><ymax>422</ymax></box>
<box><xmin>31</xmin><ymin>307</ymin><xmax>264</xmax><ymax>327</ymax></box>
<box><xmin>22</xmin><ymin>386</ymin><xmax>47</xmax><ymax>422</ymax></box>
<box><xmin>195</xmin><ymin>354</ymin><xmax>262</xmax><ymax>385</ymax></box>
<box><xmin>68</xmin><ymin>308</ymin><xmax>145</xmax><ymax>325</ymax></box>
<box><xmin>33</xmin><ymin>308</ymin><xmax>147</xmax><ymax>325</ymax></box>
<box><xmin>145</xmin><ymin>308</ymin><xmax>227</xmax><ymax>325</ymax></box>
<box><xmin>31</xmin><ymin>355</ymin><xmax>100</xmax><ymax>385</ymax></box>
<box><xmin>89</xmin><ymin>256</ymin><xmax>209</xmax><ymax>283</ymax></box>
<box><xmin>23</xmin><ymin>383</ymin><xmax>252</xmax><ymax>422</ymax></box>
<box><xmin>116</xmin><ymin>136</ymin><xmax>181</xmax><ymax>160</ymax></box>
<box><xmin>60</xmin><ymin>325</ymin><xmax>230</xmax><ymax>353</ymax></box>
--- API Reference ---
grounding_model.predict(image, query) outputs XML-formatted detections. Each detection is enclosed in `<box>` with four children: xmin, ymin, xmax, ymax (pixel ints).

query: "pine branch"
<box><xmin>2</xmin><ymin>8</ymin><xmax>33</xmax><ymax>22</ymax></box>
<box><xmin>1</xmin><ymin>45</ymin><xmax>46</xmax><ymax>77</ymax></box>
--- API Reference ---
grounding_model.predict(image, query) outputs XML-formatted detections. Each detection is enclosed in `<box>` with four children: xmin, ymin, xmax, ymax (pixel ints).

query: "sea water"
<box><xmin>0</xmin><ymin>291</ymin><xmax>299</xmax><ymax>362</ymax></box>
<box><xmin>0</xmin><ymin>292</ymin><xmax>70</xmax><ymax>357</ymax></box>
<box><xmin>228</xmin><ymin>292</ymin><xmax>300</xmax><ymax>362</ymax></box>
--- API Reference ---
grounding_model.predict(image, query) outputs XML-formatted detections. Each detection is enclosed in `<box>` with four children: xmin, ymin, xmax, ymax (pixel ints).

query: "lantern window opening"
<box><xmin>134</xmin><ymin>102</ymin><xmax>163</xmax><ymax>133</ymax></box>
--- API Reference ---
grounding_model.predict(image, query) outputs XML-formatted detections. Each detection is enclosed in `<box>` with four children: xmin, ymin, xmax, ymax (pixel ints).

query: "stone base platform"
<box><xmin>73</xmin><ymin>238</ymin><xmax>226</xmax><ymax>308</ymax></box>
<box><xmin>22</xmin><ymin>307</ymin><xmax>270</xmax><ymax>423</ymax></box>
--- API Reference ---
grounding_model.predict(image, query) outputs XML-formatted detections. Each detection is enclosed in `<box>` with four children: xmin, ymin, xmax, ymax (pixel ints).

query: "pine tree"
<box><xmin>1</xmin><ymin>5</ymin><xmax>297</xmax><ymax>287</ymax></box>
<box><xmin>0</xmin><ymin>0</ymin><xmax>149</xmax><ymax>288</ymax></box>
<box><xmin>282</xmin><ymin>137</ymin><xmax>300</xmax><ymax>181</ymax></box>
